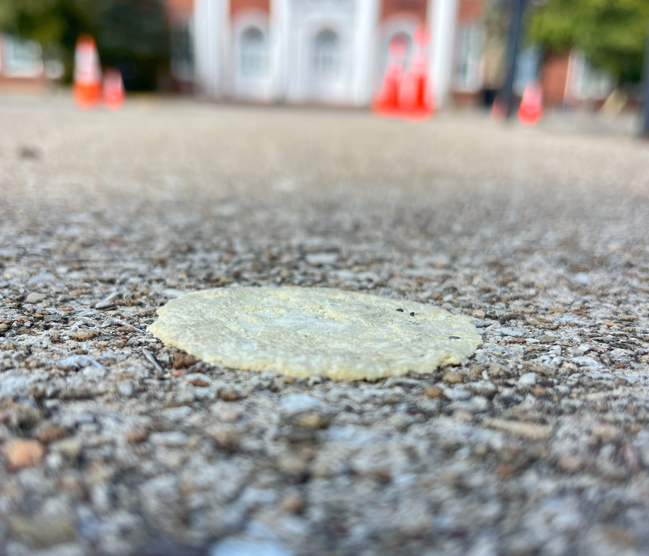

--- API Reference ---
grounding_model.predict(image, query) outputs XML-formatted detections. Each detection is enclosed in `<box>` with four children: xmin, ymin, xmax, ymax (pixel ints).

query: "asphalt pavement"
<box><xmin>1</xmin><ymin>96</ymin><xmax>649</xmax><ymax>556</ymax></box>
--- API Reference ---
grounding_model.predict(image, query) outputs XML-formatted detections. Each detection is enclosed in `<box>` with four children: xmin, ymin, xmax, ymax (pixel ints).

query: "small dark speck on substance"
<box><xmin>449</xmin><ymin>335</ymin><xmax>461</xmax><ymax>340</ymax></box>
<box><xmin>396</xmin><ymin>308</ymin><xmax>404</xmax><ymax>312</ymax></box>
<box><xmin>410</xmin><ymin>312</ymin><xmax>415</xmax><ymax>317</ymax></box>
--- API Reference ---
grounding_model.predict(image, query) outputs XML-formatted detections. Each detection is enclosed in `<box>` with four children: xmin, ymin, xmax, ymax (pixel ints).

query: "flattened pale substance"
<box><xmin>148</xmin><ymin>287</ymin><xmax>482</xmax><ymax>381</ymax></box>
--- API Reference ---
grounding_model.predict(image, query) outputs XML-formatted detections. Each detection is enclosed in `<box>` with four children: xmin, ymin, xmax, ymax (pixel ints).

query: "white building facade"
<box><xmin>193</xmin><ymin>0</ymin><xmax>485</xmax><ymax>108</ymax></box>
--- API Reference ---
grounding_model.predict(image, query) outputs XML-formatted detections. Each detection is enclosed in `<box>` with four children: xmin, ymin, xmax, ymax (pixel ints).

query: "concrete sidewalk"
<box><xmin>0</xmin><ymin>98</ymin><xmax>648</xmax><ymax>556</ymax></box>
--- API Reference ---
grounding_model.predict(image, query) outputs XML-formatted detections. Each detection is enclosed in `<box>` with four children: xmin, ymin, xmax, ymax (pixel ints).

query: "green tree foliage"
<box><xmin>528</xmin><ymin>0</ymin><xmax>649</xmax><ymax>83</ymax></box>
<box><xmin>96</xmin><ymin>0</ymin><xmax>169</xmax><ymax>90</ymax></box>
<box><xmin>0</xmin><ymin>0</ymin><xmax>169</xmax><ymax>90</ymax></box>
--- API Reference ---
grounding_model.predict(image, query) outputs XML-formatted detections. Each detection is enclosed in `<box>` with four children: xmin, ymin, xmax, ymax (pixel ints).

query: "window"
<box><xmin>379</xmin><ymin>31</ymin><xmax>412</xmax><ymax>89</ymax></box>
<box><xmin>171</xmin><ymin>19</ymin><xmax>194</xmax><ymax>82</ymax></box>
<box><xmin>390</xmin><ymin>32</ymin><xmax>412</xmax><ymax>62</ymax></box>
<box><xmin>3</xmin><ymin>36</ymin><xmax>43</xmax><ymax>78</ymax></box>
<box><xmin>240</xmin><ymin>26</ymin><xmax>268</xmax><ymax>79</ymax></box>
<box><xmin>514</xmin><ymin>46</ymin><xmax>541</xmax><ymax>96</ymax></box>
<box><xmin>312</xmin><ymin>30</ymin><xmax>341</xmax><ymax>79</ymax></box>
<box><xmin>454</xmin><ymin>26</ymin><xmax>483</xmax><ymax>92</ymax></box>
<box><xmin>572</xmin><ymin>53</ymin><xmax>614</xmax><ymax>100</ymax></box>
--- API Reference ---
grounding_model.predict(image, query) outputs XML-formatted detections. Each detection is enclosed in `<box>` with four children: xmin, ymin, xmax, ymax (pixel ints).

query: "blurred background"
<box><xmin>0</xmin><ymin>0</ymin><xmax>647</xmax><ymax>118</ymax></box>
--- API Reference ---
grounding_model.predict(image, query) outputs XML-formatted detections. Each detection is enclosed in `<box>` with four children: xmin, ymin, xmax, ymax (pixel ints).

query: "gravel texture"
<box><xmin>1</xmin><ymin>96</ymin><xmax>649</xmax><ymax>556</ymax></box>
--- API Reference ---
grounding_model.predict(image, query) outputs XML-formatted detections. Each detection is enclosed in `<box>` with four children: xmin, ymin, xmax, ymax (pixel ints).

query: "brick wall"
<box><xmin>458</xmin><ymin>0</ymin><xmax>482</xmax><ymax>23</ymax></box>
<box><xmin>541</xmin><ymin>53</ymin><xmax>569</xmax><ymax>106</ymax></box>
<box><xmin>166</xmin><ymin>0</ymin><xmax>194</xmax><ymax>22</ymax></box>
<box><xmin>380</xmin><ymin>0</ymin><xmax>427</xmax><ymax>22</ymax></box>
<box><xmin>230</xmin><ymin>0</ymin><xmax>270</xmax><ymax>19</ymax></box>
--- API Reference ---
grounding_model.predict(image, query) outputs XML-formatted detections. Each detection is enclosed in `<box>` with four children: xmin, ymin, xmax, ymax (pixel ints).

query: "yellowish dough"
<box><xmin>148</xmin><ymin>287</ymin><xmax>482</xmax><ymax>381</ymax></box>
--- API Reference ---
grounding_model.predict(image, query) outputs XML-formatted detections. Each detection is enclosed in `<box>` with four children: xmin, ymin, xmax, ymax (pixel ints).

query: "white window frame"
<box><xmin>2</xmin><ymin>35</ymin><xmax>43</xmax><ymax>78</ymax></box>
<box><xmin>171</xmin><ymin>16</ymin><xmax>195</xmax><ymax>82</ymax></box>
<box><xmin>377</xmin><ymin>16</ymin><xmax>420</xmax><ymax>92</ymax></box>
<box><xmin>453</xmin><ymin>24</ymin><xmax>484</xmax><ymax>93</ymax></box>
<box><xmin>231</xmin><ymin>10</ymin><xmax>273</xmax><ymax>100</ymax></box>
<box><xmin>239</xmin><ymin>26</ymin><xmax>269</xmax><ymax>79</ymax></box>
<box><xmin>567</xmin><ymin>50</ymin><xmax>614</xmax><ymax>101</ymax></box>
<box><xmin>312</xmin><ymin>29</ymin><xmax>342</xmax><ymax>81</ymax></box>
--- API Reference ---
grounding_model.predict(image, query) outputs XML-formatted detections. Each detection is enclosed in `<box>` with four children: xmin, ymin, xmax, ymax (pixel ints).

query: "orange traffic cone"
<box><xmin>399</xmin><ymin>26</ymin><xmax>435</xmax><ymax>121</ymax></box>
<box><xmin>372</xmin><ymin>36</ymin><xmax>407</xmax><ymax>118</ymax></box>
<box><xmin>103</xmin><ymin>68</ymin><xmax>125</xmax><ymax>110</ymax></box>
<box><xmin>73</xmin><ymin>36</ymin><xmax>102</xmax><ymax>109</ymax></box>
<box><xmin>518</xmin><ymin>81</ymin><xmax>543</xmax><ymax>126</ymax></box>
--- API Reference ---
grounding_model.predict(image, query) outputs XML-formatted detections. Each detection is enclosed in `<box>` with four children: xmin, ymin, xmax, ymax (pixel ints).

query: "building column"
<box><xmin>194</xmin><ymin>0</ymin><xmax>226</xmax><ymax>97</ymax></box>
<box><xmin>270</xmin><ymin>0</ymin><xmax>289</xmax><ymax>102</ymax></box>
<box><xmin>218</xmin><ymin>0</ymin><xmax>232</xmax><ymax>98</ymax></box>
<box><xmin>283</xmin><ymin>5</ymin><xmax>300</xmax><ymax>103</ymax></box>
<box><xmin>352</xmin><ymin>0</ymin><xmax>380</xmax><ymax>106</ymax></box>
<box><xmin>428</xmin><ymin>0</ymin><xmax>458</xmax><ymax>109</ymax></box>
<box><xmin>193</xmin><ymin>0</ymin><xmax>209</xmax><ymax>94</ymax></box>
